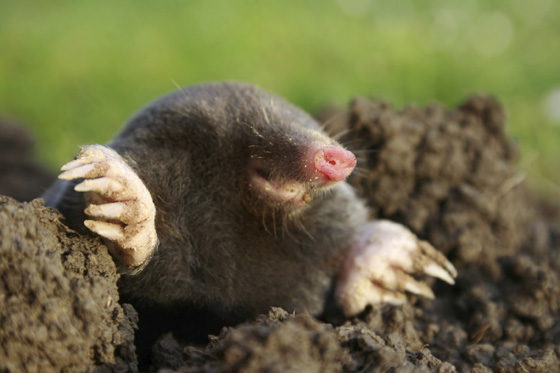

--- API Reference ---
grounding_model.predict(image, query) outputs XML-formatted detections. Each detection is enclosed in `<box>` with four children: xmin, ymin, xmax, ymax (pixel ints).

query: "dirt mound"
<box><xmin>340</xmin><ymin>95</ymin><xmax>560</xmax><ymax>371</ymax></box>
<box><xmin>345</xmin><ymin>96</ymin><xmax>533</xmax><ymax>269</ymax></box>
<box><xmin>0</xmin><ymin>95</ymin><xmax>559</xmax><ymax>372</ymax></box>
<box><xmin>342</xmin><ymin>95</ymin><xmax>560</xmax><ymax>359</ymax></box>
<box><xmin>0</xmin><ymin>197</ymin><xmax>137</xmax><ymax>372</ymax></box>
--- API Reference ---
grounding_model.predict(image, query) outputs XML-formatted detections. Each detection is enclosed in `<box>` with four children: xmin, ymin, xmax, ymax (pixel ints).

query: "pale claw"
<box><xmin>336</xmin><ymin>220</ymin><xmax>456</xmax><ymax>317</ymax></box>
<box><xmin>75</xmin><ymin>177</ymin><xmax>124</xmax><ymax>196</ymax></box>
<box><xmin>59</xmin><ymin>163</ymin><xmax>98</xmax><ymax>180</ymax></box>
<box><xmin>401</xmin><ymin>272</ymin><xmax>435</xmax><ymax>299</ymax></box>
<box><xmin>423</xmin><ymin>263</ymin><xmax>455</xmax><ymax>285</ymax></box>
<box><xmin>84</xmin><ymin>220</ymin><xmax>125</xmax><ymax>241</ymax></box>
<box><xmin>60</xmin><ymin>158</ymin><xmax>86</xmax><ymax>171</ymax></box>
<box><xmin>59</xmin><ymin>145</ymin><xmax>158</xmax><ymax>269</ymax></box>
<box><xmin>85</xmin><ymin>202</ymin><xmax>127</xmax><ymax>221</ymax></box>
<box><xmin>417</xmin><ymin>241</ymin><xmax>457</xmax><ymax>283</ymax></box>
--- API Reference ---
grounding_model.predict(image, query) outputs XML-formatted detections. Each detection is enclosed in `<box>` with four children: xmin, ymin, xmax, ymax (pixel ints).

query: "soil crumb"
<box><xmin>0</xmin><ymin>95</ymin><xmax>559</xmax><ymax>372</ymax></box>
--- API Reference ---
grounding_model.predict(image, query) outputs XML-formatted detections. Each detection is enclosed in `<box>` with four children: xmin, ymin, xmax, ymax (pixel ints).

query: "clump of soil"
<box><xmin>151</xmin><ymin>308</ymin><xmax>353</xmax><ymax>372</ymax></box>
<box><xmin>0</xmin><ymin>196</ymin><xmax>137</xmax><ymax>372</ymax></box>
<box><xmin>0</xmin><ymin>95</ymin><xmax>559</xmax><ymax>372</ymax></box>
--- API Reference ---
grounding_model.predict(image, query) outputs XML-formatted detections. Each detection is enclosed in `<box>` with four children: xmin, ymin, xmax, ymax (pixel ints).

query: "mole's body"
<box><xmin>44</xmin><ymin>82</ymin><xmax>455</xmax><ymax>330</ymax></box>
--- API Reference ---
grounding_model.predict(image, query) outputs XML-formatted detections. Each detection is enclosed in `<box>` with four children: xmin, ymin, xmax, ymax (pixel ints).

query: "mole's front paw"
<box><xmin>336</xmin><ymin>220</ymin><xmax>456</xmax><ymax>317</ymax></box>
<box><xmin>59</xmin><ymin>145</ymin><xmax>157</xmax><ymax>270</ymax></box>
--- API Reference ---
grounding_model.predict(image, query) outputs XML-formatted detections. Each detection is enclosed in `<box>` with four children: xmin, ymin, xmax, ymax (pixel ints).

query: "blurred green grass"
<box><xmin>1</xmin><ymin>0</ymin><xmax>559</xmax><ymax>197</ymax></box>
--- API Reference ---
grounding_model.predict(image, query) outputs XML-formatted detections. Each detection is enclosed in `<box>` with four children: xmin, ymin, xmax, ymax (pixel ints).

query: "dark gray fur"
<box><xmin>44</xmin><ymin>82</ymin><xmax>368</xmax><ymax>322</ymax></box>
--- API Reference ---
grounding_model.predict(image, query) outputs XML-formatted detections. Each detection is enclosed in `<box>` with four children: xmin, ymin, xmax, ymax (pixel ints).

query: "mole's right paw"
<box><xmin>59</xmin><ymin>145</ymin><xmax>157</xmax><ymax>270</ymax></box>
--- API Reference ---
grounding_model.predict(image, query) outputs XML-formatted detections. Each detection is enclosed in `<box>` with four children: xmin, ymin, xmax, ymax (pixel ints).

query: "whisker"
<box><xmin>260</xmin><ymin>100</ymin><xmax>271</xmax><ymax>125</ymax></box>
<box><xmin>352</xmin><ymin>163</ymin><xmax>369</xmax><ymax>171</ymax></box>
<box><xmin>282</xmin><ymin>213</ymin><xmax>289</xmax><ymax>240</ymax></box>
<box><xmin>168</xmin><ymin>79</ymin><xmax>196</xmax><ymax>118</ymax></box>
<box><xmin>272</xmin><ymin>208</ymin><xmax>277</xmax><ymax>239</ymax></box>
<box><xmin>354</xmin><ymin>157</ymin><xmax>370</xmax><ymax>165</ymax></box>
<box><xmin>339</xmin><ymin>138</ymin><xmax>368</xmax><ymax>148</ymax></box>
<box><xmin>319</xmin><ymin>110</ymin><xmax>347</xmax><ymax>132</ymax></box>
<box><xmin>283</xmin><ymin>213</ymin><xmax>301</xmax><ymax>244</ymax></box>
<box><xmin>170</xmin><ymin>78</ymin><xmax>186</xmax><ymax>97</ymax></box>
<box><xmin>331</xmin><ymin>128</ymin><xmax>352</xmax><ymax>142</ymax></box>
<box><xmin>240</xmin><ymin>121</ymin><xmax>266</xmax><ymax>139</ymax></box>
<box><xmin>261</xmin><ymin>205</ymin><xmax>271</xmax><ymax>235</ymax></box>
<box><xmin>266</xmin><ymin>94</ymin><xmax>279</xmax><ymax>120</ymax></box>
<box><xmin>297</xmin><ymin>217</ymin><xmax>315</xmax><ymax>242</ymax></box>
<box><xmin>351</xmin><ymin>168</ymin><xmax>368</xmax><ymax>177</ymax></box>
<box><xmin>288</xmin><ymin>213</ymin><xmax>307</xmax><ymax>244</ymax></box>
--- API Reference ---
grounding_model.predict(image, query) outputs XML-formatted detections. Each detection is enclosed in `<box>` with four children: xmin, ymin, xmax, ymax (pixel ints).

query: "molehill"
<box><xmin>1</xmin><ymin>95</ymin><xmax>559</xmax><ymax>372</ymax></box>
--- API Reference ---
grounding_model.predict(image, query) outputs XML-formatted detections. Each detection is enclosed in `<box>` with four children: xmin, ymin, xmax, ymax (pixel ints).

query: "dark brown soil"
<box><xmin>1</xmin><ymin>95</ymin><xmax>559</xmax><ymax>372</ymax></box>
<box><xmin>0</xmin><ymin>197</ymin><xmax>137</xmax><ymax>372</ymax></box>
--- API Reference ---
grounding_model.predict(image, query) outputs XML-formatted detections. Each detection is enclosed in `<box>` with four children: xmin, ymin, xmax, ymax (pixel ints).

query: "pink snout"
<box><xmin>314</xmin><ymin>147</ymin><xmax>357</xmax><ymax>182</ymax></box>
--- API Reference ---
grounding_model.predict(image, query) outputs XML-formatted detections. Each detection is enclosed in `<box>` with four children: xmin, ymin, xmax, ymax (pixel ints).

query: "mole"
<box><xmin>43</xmin><ymin>82</ymin><xmax>456</xmax><ymax>336</ymax></box>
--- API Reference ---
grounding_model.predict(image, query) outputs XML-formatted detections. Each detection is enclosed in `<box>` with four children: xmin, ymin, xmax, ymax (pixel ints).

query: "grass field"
<box><xmin>1</xmin><ymin>0</ymin><xmax>558</xmax><ymax>197</ymax></box>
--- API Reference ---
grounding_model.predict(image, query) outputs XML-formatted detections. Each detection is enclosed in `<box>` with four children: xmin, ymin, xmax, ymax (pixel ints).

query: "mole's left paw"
<box><xmin>336</xmin><ymin>220</ymin><xmax>456</xmax><ymax>317</ymax></box>
<box><xmin>59</xmin><ymin>145</ymin><xmax>157</xmax><ymax>270</ymax></box>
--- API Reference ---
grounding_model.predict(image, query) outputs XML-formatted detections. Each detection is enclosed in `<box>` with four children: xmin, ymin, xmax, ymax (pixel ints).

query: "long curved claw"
<box><xmin>75</xmin><ymin>177</ymin><xmax>124</xmax><ymax>196</ymax></box>
<box><xmin>61</xmin><ymin>158</ymin><xmax>87</xmax><ymax>171</ymax></box>
<box><xmin>423</xmin><ymin>263</ymin><xmax>455</xmax><ymax>285</ymax></box>
<box><xmin>59</xmin><ymin>163</ymin><xmax>99</xmax><ymax>180</ymax></box>
<box><xmin>417</xmin><ymin>240</ymin><xmax>457</xmax><ymax>283</ymax></box>
<box><xmin>85</xmin><ymin>202</ymin><xmax>127</xmax><ymax>221</ymax></box>
<box><xmin>84</xmin><ymin>220</ymin><xmax>125</xmax><ymax>242</ymax></box>
<box><xmin>401</xmin><ymin>272</ymin><xmax>436</xmax><ymax>299</ymax></box>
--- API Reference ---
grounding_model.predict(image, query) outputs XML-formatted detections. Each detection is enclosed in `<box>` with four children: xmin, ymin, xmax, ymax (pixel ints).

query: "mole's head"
<box><xmin>242</xmin><ymin>114</ymin><xmax>356</xmax><ymax>215</ymax></box>
<box><xmin>122</xmin><ymin>82</ymin><xmax>356</xmax><ymax>220</ymax></box>
<box><xmin>223</xmin><ymin>83</ymin><xmax>357</xmax><ymax>217</ymax></box>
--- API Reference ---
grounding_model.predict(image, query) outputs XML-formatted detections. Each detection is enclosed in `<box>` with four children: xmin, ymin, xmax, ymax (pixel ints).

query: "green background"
<box><xmin>1</xmin><ymin>0</ymin><xmax>559</xmax><ymax>197</ymax></box>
